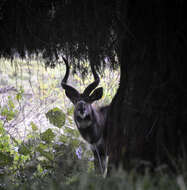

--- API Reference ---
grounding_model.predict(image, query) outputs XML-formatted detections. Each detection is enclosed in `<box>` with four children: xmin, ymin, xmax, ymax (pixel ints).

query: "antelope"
<box><xmin>61</xmin><ymin>57</ymin><xmax>108</xmax><ymax>175</ymax></box>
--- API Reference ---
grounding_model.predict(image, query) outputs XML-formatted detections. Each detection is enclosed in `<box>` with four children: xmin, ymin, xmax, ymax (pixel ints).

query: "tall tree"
<box><xmin>106</xmin><ymin>1</ymin><xmax>187</xmax><ymax>170</ymax></box>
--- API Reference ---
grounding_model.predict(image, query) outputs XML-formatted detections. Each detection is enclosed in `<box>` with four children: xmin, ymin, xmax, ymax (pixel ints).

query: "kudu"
<box><xmin>61</xmin><ymin>57</ymin><xmax>108</xmax><ymax>175</ymax></box>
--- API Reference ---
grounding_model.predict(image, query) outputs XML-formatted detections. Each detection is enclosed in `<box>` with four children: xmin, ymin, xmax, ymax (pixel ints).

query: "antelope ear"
<box><xmin>89</xmin><ymin>87</ymin><xmax>103</xmax><ymax>103</ymax></box>
<box><xmin>63</xmin><ymin>85</ymin><xmax>80</xmax><ymax>104</ymax></box>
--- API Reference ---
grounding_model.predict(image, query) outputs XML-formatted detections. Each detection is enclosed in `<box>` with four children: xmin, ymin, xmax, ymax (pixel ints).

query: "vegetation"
<box><xmin>0</xmin><ymin>58</ymin><xmax>187</xmax><ymax>189</ymax></box>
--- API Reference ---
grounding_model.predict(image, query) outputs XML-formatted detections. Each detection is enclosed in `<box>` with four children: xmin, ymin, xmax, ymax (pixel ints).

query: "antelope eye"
<box><xmin>77</xmin><ymin>116</ymin><xmax>82</xmax><ymax>122</ymax></box>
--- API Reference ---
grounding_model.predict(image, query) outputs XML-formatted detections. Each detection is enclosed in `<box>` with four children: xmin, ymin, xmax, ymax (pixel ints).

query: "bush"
<box><xmin>0</xmin><ymin>87</ymin><xmax>93</xmax><ymax>189</ymax></box>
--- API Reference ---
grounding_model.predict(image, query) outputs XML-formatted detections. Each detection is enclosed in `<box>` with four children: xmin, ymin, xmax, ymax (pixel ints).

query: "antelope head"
<box><xmin>61</xmin><ymin>57</ymin><xmax>103</xmax><ymax>129</ymax></box>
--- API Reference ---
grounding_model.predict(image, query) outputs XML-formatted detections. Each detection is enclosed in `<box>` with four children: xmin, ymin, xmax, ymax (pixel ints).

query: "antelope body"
<box><xmin>61</xmin><ymin>57</ymin><xmax>108</xmax><ymax>174</ymax></box>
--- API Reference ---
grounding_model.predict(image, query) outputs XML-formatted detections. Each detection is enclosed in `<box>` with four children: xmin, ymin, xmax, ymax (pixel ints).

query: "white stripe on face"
<box><xmin>77</xmin><ymin>110</ymin><xmax>87</xmax><ymax>119</ymax></box>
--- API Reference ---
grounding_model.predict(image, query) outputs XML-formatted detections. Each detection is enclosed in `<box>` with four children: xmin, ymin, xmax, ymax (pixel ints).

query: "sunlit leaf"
<box><xmin>67</xmin><ymin>106</ymin><xmax>74</xmax><ymax>116</ymax></box>
<box><xmin>30</xmin><ymin>122</ymin><xmax>38</xmax><ymax>131</ymax></box>
<box><xmin>36</xmin><ymin>146</ymin><xmax>54</xmax><ymax>161</ymax></box>
<box><xmin>1</xmin><ymin>107</ymin><xmax>16</xmax><ymax>121</ymax></box>
<box><xmin>16</xmin><ymin>87</ymin><xmax>24</xmax><ymax>102</ymax></box>
<box><xmin>8</xmin><ymin>97</ymin><xmax>15</xmax><ymax>109</ymax></box>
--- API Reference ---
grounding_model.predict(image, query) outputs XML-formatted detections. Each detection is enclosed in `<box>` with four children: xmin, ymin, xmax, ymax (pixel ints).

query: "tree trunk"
<box><xmin>105</xmin><ymin>1</ymin><xmax>187</xmax><ymax>171</ymax></box>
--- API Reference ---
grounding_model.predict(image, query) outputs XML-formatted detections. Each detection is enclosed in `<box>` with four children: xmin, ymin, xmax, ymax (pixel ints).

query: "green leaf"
<box><xmin>18</xmin><ymin>144</ymin><xmax>31</xmax><ymax>156</ymax></box>
<box><xmin>67</xmin><ymin>106</ymin><xmax>74</xmax><ymax>116</ymax></box>
<box><xmin>0</xmin><ymin>123</ymin><xmax>5</xmax><ymax>133</ymax></box>
<box><xmin>16</xmin><ymin>87</ymin><xmax>24</xmax><ymax>102</ymax></box>
<box><xmin>46</xmin><ymin>107</ymin><xmax>66</xmax><ymax>128</ymax></box>
<box><xmin>16</xmin><ymin>93</ymin><xmax>21</xmax><ymax>101</ymax></box>
<box><xmin>64</xmin><ymin>127</ymin><xmax>80</xmax><ymax>138</ymax></box>
<box><xmin>0</xmin><ymin>151</ymin><xmax>14</xmax><ymax>166</ymax></box>
<box><xmin>37</xmin><ymin>164</ymin><xmax>43</xmax><ymax>173</ymax></box>
<box><xmin>36</xmin><ymin>147</ymin><xmax>54</xmax><ymax>161</ymax></box>
<box><xmin>1</xmin><ymin>107</ymin><xmax>16</xmax><ymax>121</ymax></box>
<box><xmin>38</xmin><ymin>142</ymin><xmax>48</xmax><ymax>150</ymax></box>
<box><xmin>71</xmin><ymin>139</ymin><xmax>80</xmax><ymax>147</ymax></box>
<box><xmin>8</xmin><ymin>97</ymin><xmax>15</xmax><ymax>109</ymax></box>
<box><xmin>41</xmin><ymin>129</ymin><xmax>55</xmax><ymax>144</ymax></box>
<box><xmin>30</xmin><ymin>122</ymin><xmax>38</xmax><ymax>131</ymax></box>
<box><xmin>59</xmin><ymin>134</ymin><xmax>68</xmax><ymax>144</ymax></box>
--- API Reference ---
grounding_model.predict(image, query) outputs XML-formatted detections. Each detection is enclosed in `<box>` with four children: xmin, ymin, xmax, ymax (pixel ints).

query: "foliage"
<box><xmin>0</xmin><ymin>86</ymin><xmax>92</xmax><ymax>189</ymax></box>
<box><xmin>46</xmin><ymin>107</ymin><xmax>66</xmax><ymax>128</ymax></box>
<box><xmin>0</xmin><ymin>1</ymin><xmax>118</xmax><ymax>71</ymax></box>
<box><xmin>0</xmin><ymin>124</ymin><xmax>14</xmax><ymax>167</ymax></box>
